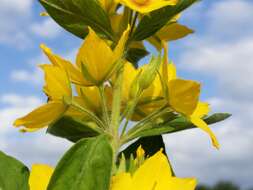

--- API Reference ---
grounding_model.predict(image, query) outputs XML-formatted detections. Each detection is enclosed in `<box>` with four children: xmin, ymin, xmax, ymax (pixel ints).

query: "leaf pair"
<box><xmin>0</xmin><ymin>136</ymin><xmax>113</xmax><ymax>190</ymax></box>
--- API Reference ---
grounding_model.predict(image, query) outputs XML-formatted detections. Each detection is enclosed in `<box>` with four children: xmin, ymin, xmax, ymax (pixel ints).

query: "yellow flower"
<box><xmin>40</xmin><ymin>44</ymin><xmax>87</xmax><ymax>86</ymax></box>
<box><xmin>165</xmin><ymin>65</ymin><xmax>219</xmax><ymax>149</ymax></box>
<box><xmin>76</xmin><ymin>26</ymin><xmax>130</xmax><ymax>86</ymax></box>
<box><xmin>75</xmin><ymin>85</ymin><xmax>113</xmax><ymax>114</ymax></box>
<box><xmin>116</xmin><ymin>0</ymin><xmax>178</xmax><ymax>13</ymax></box>
<box><xmin>14</xmin><ymin>65</ymin><xmax>71</xmax><ymax>131</ymax></box>
<box><xmin>111</xmin><ymin>150</ymin><xmax>197</xmax><ymax>190</ymax></box>
<box><xmin>149</xmin><ymin>23</ymin><xmax>194</xmax><ymax>50</ymax></box>
<box><xmin>41</xmin><ymin>26</ymin><xmax>129</xmax><ymax>87</ymax></box>
<box><xmin>29</xmin><ymin>164</ymin><xmax>54</xmax><ymax>190</ymax></box>
<box><xmin>121</xmin><ymin>62</ymin><xmax>164</xmax><ymax>120</ymax></box>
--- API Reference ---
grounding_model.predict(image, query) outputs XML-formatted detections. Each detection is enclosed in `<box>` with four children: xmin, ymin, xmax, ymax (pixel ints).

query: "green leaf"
<box><xmin>126</xmin><ymin>48</ymin><xmax>149</xmax><ymax>67</ymax></box>
<box><xmin>39</xmin><ymin>0</ymin><xmax>114</xmax><ymax>40</ymax></box>
<box><xmin>126</xmin><ymin>113</ymin><xmax>231</xmax><ymax>141</ymax></box>
<box><xmin>132</xmin><ymin>0</ymin><xmax>198</xmax><ymax>41</ymax></box>
<box><xmin>47</xmin><ymin>116</ymin><xmax>102</xmax><ymax>142</ymax></box>
<box><xmin>204</xmin><ymin>113</ymin><xmax>232</xmax><ymax>124</ymax></box>
<box><xmin>121</xmin><ymin>135</ymin><xmax>166</xmax><ymax>159</ymax></box>
<box><xmin>47</xmin><ymin>135</ymin><xmax>113</xmax><ymax>190</ymax></box>
<box><xmin>0</xmin><ymin>151</ymin><xmax>29</xmax><ymax>190</ymax></box>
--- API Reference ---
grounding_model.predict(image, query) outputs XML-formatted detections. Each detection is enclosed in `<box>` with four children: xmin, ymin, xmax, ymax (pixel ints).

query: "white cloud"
<box><xmin>0</xmin><ymin>0</ymin><xmax>32</xmax><ymax>14</ymax></box>
<box><xmin>207</xmin><ymin>0</ymin><xmax>253</xmax><ymax>40</ymax></box>
<box><xmin>10</xmin><ymin>69</ymin><xmax>43</xmax><ymax>85</ymax></box>
<box><xmin>179</xmin><ymin>38</ymin><xmax>253</xmax><ymax>100</ymax></box>
<box><xmin>164</xmin><ymin>0</ymin><xmax>253</xmax><ymax>188</ymax></box>
<box><xmin>10</xmin><ymin>47</ymin><xmax>78</xmax><ymax>85</ymax></box>
<box><xmin>31</xmin><ymin>18</ymin><xmax>62</xmax><ymax>38</ymax></box>
<box><xmin>0</xmin><ymin>94</ymin><xmax>72</xmax><ymax>166</ymax></box>
<box><xmin>0</xmin><ymin>0</ymin><xmax>33</xmax><ymax>47</ymax></box>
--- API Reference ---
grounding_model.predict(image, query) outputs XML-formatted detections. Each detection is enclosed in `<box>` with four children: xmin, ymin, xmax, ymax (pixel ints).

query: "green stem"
<box><xmin>125</xmin><ymin>105</ymin><xmax>169</xmax><ymax>138</ymax></box>
<box><xmin>99</xmin><ymin>85</ymin><xmax>110</xmax><ymax>128</ymax></box>
<box><xmin>129</xmin><ymin>12</ymin><xmax>138</xmax><ymax>37</ymax></box>
<box><xmin>69</xmin><ymin>100</ymin><xmax>105</xmax><ymax>129</ymax></box>
<box><xmin>110</xmin><ymin>67</ymin><xmax>124</xmax><ymax>134</ymax></box>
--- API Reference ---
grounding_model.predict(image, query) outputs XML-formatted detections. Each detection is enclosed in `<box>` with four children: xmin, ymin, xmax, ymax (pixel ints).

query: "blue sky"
<box><xmin>0</xmin><ymin>0</ymin><xmax>253</xmax><ymax>188</ymax></box>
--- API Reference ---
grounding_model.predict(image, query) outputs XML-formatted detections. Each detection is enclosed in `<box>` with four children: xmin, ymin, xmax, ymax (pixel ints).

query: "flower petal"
<box><xmin>40</xmin><ymin>65</ymin><xmax>71</xmax><ymax>100</ymax></box>
<box><xmin>41</xmin><ymin>44</ymin><xmax>88</xmax><ymax>86</ymax></box>
<box><xmin>132</xmin><ymin>151</ymin><xmax>172</xmax><ymax>189</ymax></box>
<box><xmin>76</xmin><ymin>27</ymin><xmax>114</xmax><ymax>83</ymax></box>
<box><xmin>29</xmin><ymin>164</ymin><xmax>54</xmax><ymax>190</ymax></box>
<box><xmin>111</xmin><ymin>173</ymin><xmax>133</xmax><ymax>190</ymax></box>
<box><xmin>168</xmin><ymin>79</ymin><xmax>200</xmax><ymax>116</ymax></box>
<box><xmin>190</xmin><ymin>116</ymin><xmax>220</xmax><ymax>149</ymax></box>
<box><xmin>116</xmin><ymin>0</ymin><xmax>178</xmax><ymax>13</ymax></box>
<box><xmin>14</xmin><ymin>101</ymin><xmax>67</xmax><ymax>130</ymax></box>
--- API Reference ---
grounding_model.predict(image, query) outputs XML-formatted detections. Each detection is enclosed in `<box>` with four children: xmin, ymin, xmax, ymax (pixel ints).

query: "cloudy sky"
<box><xmin>0</xmin><ymin>0</ymin><xmax>252</xmax><ymax>188</ymax></box>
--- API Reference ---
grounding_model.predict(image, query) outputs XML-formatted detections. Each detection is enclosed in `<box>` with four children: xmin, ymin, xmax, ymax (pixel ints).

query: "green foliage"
<box><xmin>213</xmin><ymin>181</ymin><xmax>240</xmax><ymax>190</ymax></box>
<box><xmin>47</xmin><ymin>135</ymin><xmax>113</xmax><ymax>190</ymax></box>
<box><xmin>47</xmin><ymin>116</ymin><xmax>102</xmax><ymax>142</ymax></box>
<box><xmin>197</xmin><ymin>181</ymin><xmax>241</xmax><ymax>190</ymax></box>
<box><xmin>126</xmin><ymin>113</ymin><xmax>231</xmax><ymax>141</ymax></box>
<box><xmin>39</xmin><ymin>0</ymin><xmax>113</xmax><ymax>40</ymax></box>
<box><xmin>0</xmin><ymin>151</ymin><xmax>29</xmax><ymax>190</ymax></box>
<box><xmin>121</xmin><ymin>135</ymin><xmax>166</xmax><ymax>159</ymax></box>
<box><xmin>132</xmin><ymin>0</ymin><xmax>198</xmax><ymax>41</ymax></box>
<box><xmin>126</xmin><ymin>48</ymin><xmax>149</xmax><ymax>67</ymax></box>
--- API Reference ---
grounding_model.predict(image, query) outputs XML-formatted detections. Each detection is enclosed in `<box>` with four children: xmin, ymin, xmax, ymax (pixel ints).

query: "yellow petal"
<box><xmin>192</xmin><ymin>102</ymin><xmax>210</xmax><ymax>118</ymax></box>
<box><xmin>111</xmin><ymin>150</ymin><xmax>198</xmax><ymax>190</ymax></box>
<box><xmin>111</xmin><ymin>173</ymin><xmax>133</xmax><ymax>190</ymax></box>
<box><xmin>29</xmin><ymin>164</ymin><xmax>54</xmax><ymax>190</ymax></box>
<box><xmin>116</xmin><ymin>0</ymin><xmax>178</xmax><ymax>13</ymax></box>
<box><xmin>168</xmin><ymin>79</ymin><xmax>200</xmax><ymax>116</ymax></box>
<box><xmin>159</xmin><ymin>177</ymin><xmax>197</xmax><ymax>190</ymax></box>
<box><xmin>132</xmin><ymin>151</ymin><xmax>172</xmax><ymax>189</ymax></box>
<box><xmin>112</xmin><ymin>25</ymin><xmax>130</xmax><ymax>64</ymax></box>
<box><xmin>40</xmin><ymin>65</ymin><xmax>71</xmax><ymax>100</ymax></box>
<box><xmin>40</xmin><ymin>44</ymin><xmax>89</xmax><ymax>86</ymax></box>
<box><xmin>156</xmin><ymin>23</ymin><xmax>194</xmax><ymax>42</ymax></box>
<box><xmin>190</xmin><ymin>116</ymin><xmax>220</xmax><ymax>149</ymax></box>
<box><xmin>121</xmin><ymin>62</ymin><xmax>139</xmax><ymax>101</ymax></box>
<box><xmin>136</xmin><ymin>145</ymin><xmax>145</xmax><ymax>159</ymax></box>
<box><xmin>76</xmin><ymin>27</ymin><xmax>114</xmax><ymax>84</ymax></box>
<box><xmin>76</xmin><ymin>86</ymin><xmax>102</xmax><ymax>112</ymax></box>
<box><xmin>167</xmin><ymin>62</ymin><xmax>177</xmax><ymax>81</ymax></box>
<box><xmin>14</xmin><ymin>101</ymin><xmax>66</xmax><ymax>130</ymax></box>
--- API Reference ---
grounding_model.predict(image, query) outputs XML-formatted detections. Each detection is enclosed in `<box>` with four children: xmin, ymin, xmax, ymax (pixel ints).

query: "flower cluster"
<box><xmin>0</xmin><ymin>0</ymin><xmax>231</xmax><ymax>190</ymax></box>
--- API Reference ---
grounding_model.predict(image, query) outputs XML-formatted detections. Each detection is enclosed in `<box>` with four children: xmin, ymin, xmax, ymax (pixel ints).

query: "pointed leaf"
<box><xmin>39</xmin><ymin>0</ymin><xmax>114</xmax><ymax>40</ymax></box>
<box><xmin>126</xmin><ymin>113</ymin><xmax>231</xmax><ymax>141</ymax></box>
<box><xmin>47</xmin><ymin>135</ymin><xmax>113</xmax><ymax>190</ymax></box>
<box><xmin>126</xmin><ymin>48</ymin><xmax>149</xmax><ymax>67</ymax></box>
<box><xmin>0</xmin><ymin>151</ymin><xmax>29</xmax><ymax>190</ymax></box>
<box><xmin>47</xmin><ymin>116</ymin><xmax>102</xmax><ymax>142</ymax></box>
<box><xmin>122</xmin><ymin>135</ymin><xmax>166</xmax><ymax>159</ymax></box>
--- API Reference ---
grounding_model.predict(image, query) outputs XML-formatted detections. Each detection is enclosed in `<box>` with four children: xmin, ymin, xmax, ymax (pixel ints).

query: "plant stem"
<box><xmin>110</xmin><ymin>67</ymin><xmax>124</xmax><ymax>135</ymax></box>
<box><xmin>69</xmin><ymin>100</ymin><xmax>105</xmax><ymax>129</ymax></box>
<box><xmin>129</xmin><ymin>11</ymin><xmax>138</xmax><ymax>37</ymax></box>
<box><xmin>99</xmin><ymin>85</ymin><xmax>110</xmax><ymax>128</ymax></box>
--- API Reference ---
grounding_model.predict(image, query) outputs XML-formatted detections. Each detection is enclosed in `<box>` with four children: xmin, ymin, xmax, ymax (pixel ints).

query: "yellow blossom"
<box><xmin>29</xmin><ymin>164</ymin><xmax>54</xmax><ymax>190</ymax></box>
<box><xmin>116</xmin><ymin>0</ymin><xmax>178</xmax><ymax>14</ymax></box>
<box><xmin>121</xmin><ymin>62</ymin><xmax>164</xmax><ymax>120</ymax></box>
<box><xmin>14</xmin><ymin>65</ymin><xmax>71</xmax><ymax>131</ymax></box>
<box><xmin>111</xmin><ymin>150</ymin><xmax>197</xmax><ymax>190</ymax></box>
<box><xmin>76</xmin><ymin>26</ymin><xmax>130</xmax><ymax>86</ymax></box>
<box><xmin>165</xmin><ymin>66</ymin><xmax>219</xmax><ymax>149</ymax></box>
